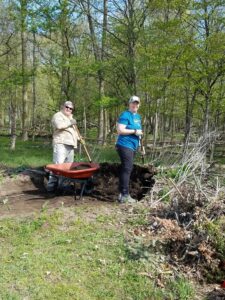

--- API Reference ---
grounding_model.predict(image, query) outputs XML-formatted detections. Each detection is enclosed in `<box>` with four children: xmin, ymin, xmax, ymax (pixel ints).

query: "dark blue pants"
<box><xmin>116</xmin><ymin>145</ymin><xmax>135</xmax><ymax>196</ymax></box>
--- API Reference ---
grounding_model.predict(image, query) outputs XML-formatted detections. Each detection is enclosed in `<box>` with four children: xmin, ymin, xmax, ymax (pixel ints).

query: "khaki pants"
<box><xmin>47</xmin><ymin>144</ymin><xmax>75</xmax><ymax>191</ymax></box>
<box><xmin>53</xmin><ymin>144</ymin><xmax>74</xmax><ymax>164</ymax></box>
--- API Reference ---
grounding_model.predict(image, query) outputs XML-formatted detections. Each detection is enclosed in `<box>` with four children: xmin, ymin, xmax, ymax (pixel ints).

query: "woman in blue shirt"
<box><xmin>116</xmin><ymin>95</ymin><xmax>143</xmax><ymax>203</ymax></box>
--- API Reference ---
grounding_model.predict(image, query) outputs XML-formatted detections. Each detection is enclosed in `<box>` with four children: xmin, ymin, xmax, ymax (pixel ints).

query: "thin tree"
<box><xmin>20</xmin><ymin>0</ymin><xmax>29</xmax><ymax>141</ymax></box>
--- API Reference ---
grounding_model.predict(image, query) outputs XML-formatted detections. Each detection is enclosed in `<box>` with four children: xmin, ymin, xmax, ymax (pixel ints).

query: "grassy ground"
<box><xmin>0</xmin><ymin>136</ymin><xmax>196</xmax><ymax>299</ymax></box>
<box><xmin>0</xmin><ymin>136</ymin><xmax>53</xmax><ymax>168</ymax></box>
<box><xmin>0</xmin><ymin>205</ymin><xmax>195</xmax><ymax>300</ymax></box>
<box><xmin>2</xmin><ymin>134</ymin><xmax>223</xmax><ymax>168</ymax></box>
<box><xmin>0</xmin><ymin>136</ymin><xmax>119</xmax><ymax>168</ymax></box>
<box><xmin>0</xmin><ymin>136</ymin><xmax>145</xmax><ymax>168</ymax></box>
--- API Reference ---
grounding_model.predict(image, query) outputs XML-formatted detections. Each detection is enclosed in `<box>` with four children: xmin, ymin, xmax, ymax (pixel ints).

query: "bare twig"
<box><xmin>167</xmin><ymin>178</ymin><xmax>184</xmax><ymax>199</ymax></box>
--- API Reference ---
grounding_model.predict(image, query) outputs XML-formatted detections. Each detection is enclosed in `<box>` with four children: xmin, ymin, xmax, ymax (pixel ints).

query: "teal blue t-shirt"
<box><xmin>116</xmin><ymin>110</ymin><xmax>142</xmax><ymax>151</ymax></box>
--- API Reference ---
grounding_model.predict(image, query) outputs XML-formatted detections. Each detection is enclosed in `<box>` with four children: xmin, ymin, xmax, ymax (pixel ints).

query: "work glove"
<box><xmin>80</xmin><ymin>138</ymin><xmax>85</xmax><ymax>145</ymax></box>
<box><xmin>70</xmin><ymin>119</ymin><xmax>77</xmax><ymax>126</ymax></box>
<box><xmin>134</xmin><ymin>129</ymin><xmax>143</xmax><ymax>136</ymax></box>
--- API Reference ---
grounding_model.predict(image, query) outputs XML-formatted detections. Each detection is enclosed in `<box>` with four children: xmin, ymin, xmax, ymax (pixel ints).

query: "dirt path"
<box><xmin>0</xmin><ymin>173</ymin><xmax>113</xmax><ymax>218</ymax></box>
<box><xmin>0</xmin><ymin>162</ymin><xmax>155</xmax><ymax>218</ymax></box>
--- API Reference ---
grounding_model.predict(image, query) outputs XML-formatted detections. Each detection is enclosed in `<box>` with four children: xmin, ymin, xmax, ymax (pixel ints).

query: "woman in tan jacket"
<box><xmin>47</xmin><ymin>101</ymin><xmax>80</xmax><ymax>192</ymax></box>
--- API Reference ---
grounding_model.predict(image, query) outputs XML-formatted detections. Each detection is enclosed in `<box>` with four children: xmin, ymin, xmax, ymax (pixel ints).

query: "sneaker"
<box><xmin>119</xmin><ymin>194</ymin><xmax>137</xmax><ymax>204</ymax></box>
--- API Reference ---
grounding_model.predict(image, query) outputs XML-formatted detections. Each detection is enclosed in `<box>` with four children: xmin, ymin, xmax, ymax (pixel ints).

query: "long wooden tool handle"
<box><xmin>73</xmin><ymin>124</ymin><xmax>92</xmax><ymax>163</ymax></box>
<box><xmin>140</xmin><ymin>136</ymin><xmax>145</xmax><ymax>165</ymax></box>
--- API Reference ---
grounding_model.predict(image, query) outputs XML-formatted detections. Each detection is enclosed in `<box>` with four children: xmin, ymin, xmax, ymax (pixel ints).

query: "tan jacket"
<box><xmin>52</xmin><ymin>111</ymin><xmax>80</xmax><ymax>148</ymax></box>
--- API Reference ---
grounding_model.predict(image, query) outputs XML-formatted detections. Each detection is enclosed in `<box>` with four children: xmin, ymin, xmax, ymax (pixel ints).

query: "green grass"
<box><xmin>0</xmin><ymin>136</ymin><xmax>146</xmax><ymax>168</ymax></box>
<box><xmin>0</xmin><ymin>207</ymin><xmax>195</xmax><ymax>300</ymax></box>
<box><xmin>0</xmin><ymin>136</ymin><xmax>119</xmax><ymax>168</ymax></box>
<box><xmin>0</xmin><ymin>136</ymin><xmax>52</xmax><ymax>167</ymax></box>
<box><xmin>0</xmin><ymin>209</ymin><xmax>152</xmax><ymax>300</ymax></box>
<box><xmin>0</xmin><ymin>136</ymin><xmax>195</xmax><ymax>299</ymax></box>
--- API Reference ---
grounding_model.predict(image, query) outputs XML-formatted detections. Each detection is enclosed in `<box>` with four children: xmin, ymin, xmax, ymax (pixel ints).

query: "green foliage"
<box><xmin>158</xmin><ymin>187</ymin><xmax>170</xmax><ymax>202</ymax></box>
<box><xmin>126</xmin><ymin>205</ymin><xmax>151</xmax><ymax>226</ymax></box>
<box><xmin>94</xmin><ymin>96</ymin><xmax>121</xmax><ymax>109</ymax></box>
<box><xmin>167</xmin><ymin>277</ymin><xmax>195</xmax><ymax>300</ymax></box>
<box><xmin>163</xmin><ymin>168</ymin><xmax>179</xmax><ymax>179</ymax></box>
<box><xmin>125</xmin><ymin>238</ymin><xmax>195</xmax><ymax>299</ymax></box>
<box><xmin>157</xmin><ymin>164</ymin><xmax>189</xmax><ymax>182</ymax></box>
<box><xmin>0</xmin><ymin>0</ymin><xmax>225</xmax><ymax>151</ymax></box>
<box><xmin>127</xmin><ymin>214</ymin><xmax>149</xmax><ymax>226</ymax></box>
<box><xmin>126</xmin><ymin>239</ymin><xmax>155</xmax><ymax>261</ymax></box>
<box><xmin>203</xmin><ymin>217</ymin><xmax>225</xmax><ymax>256</ymax></box>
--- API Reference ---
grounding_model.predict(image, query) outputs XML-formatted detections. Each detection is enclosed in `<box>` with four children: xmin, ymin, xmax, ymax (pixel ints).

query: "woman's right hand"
<box><xmin>134</xmin><ymin>129</ymin><xmax>143</xmax><ymax>136</ymax></box>
<box><xmin>70</xmin><ymin>119</ymin><xmax>77</xmax><ymax>126</ymax></box>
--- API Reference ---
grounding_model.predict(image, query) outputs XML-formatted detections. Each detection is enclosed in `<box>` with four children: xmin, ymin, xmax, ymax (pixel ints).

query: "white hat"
<box><xmin>129</xmin><ymin>95</ymin><xmax>140</xmax><ymax>104</ymax></box>
<box><xmin>64</xmin><ymin>101</ymin><xmax>74</xmax><ymax>109</ymax></box>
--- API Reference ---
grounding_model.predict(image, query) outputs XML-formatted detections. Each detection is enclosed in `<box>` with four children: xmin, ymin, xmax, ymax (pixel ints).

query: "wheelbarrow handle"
<box><xmin>73</xmin><ymin>125</ymin><xmax>92</xmax><ymax>163</ymax></box>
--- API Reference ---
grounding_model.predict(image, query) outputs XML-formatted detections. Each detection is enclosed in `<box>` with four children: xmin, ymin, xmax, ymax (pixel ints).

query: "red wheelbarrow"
<box><xmin>45</xmin><ymin>162</ymin><xmax>100</xmax><ymax>199</ymax></box>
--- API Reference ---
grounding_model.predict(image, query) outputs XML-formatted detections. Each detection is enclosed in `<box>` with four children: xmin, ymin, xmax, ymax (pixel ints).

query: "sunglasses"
<box><xmin>65</xmin><ymin>106</ymin><xmax>73</xmax><ymax>111</ymax></box>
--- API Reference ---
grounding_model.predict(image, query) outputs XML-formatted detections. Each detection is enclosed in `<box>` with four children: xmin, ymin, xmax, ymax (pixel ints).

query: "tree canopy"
<box><xmin>0</xmin><ymin>0</ymin><xmax>225</xmax><ymax>148</ymax></box>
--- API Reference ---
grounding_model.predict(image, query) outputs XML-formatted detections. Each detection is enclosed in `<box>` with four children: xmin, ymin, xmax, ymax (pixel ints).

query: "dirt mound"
<box><xmin>126</xmin><ymin>181</ymin><xmax>225</xmax><ymax>286</ymax></box>
<box><xmin>92</xmin><ymin>163</ymin><xmax>156</xmax><ymax>201</ymax></box>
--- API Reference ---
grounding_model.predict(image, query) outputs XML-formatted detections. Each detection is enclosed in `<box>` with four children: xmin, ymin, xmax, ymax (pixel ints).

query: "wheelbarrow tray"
<box><xmin>45</xmin><ymin>162</ymin><xmax>100</xmax><ymax>179</ymax></box>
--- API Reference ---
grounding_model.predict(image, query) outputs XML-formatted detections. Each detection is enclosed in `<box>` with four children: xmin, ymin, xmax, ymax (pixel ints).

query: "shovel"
<box><xmin>73</xmin><ymin>124</ymin><xmax>92</xmax><ymax>163</ymax></box>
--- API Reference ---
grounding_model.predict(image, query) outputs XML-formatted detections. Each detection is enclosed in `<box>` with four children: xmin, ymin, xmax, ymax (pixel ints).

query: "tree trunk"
<box><xmin>127</xmin><ymin>0</ymin><xmax>137</xmax><ymax>94</ymax></box>
<box><xmin>104</xmin><ymin>108</ymin><xmax>110</xmax><ymax>142</ymax></box>
<box><xmin>61</xmin><ymin>33</ymin><xmax>69</xmax><ymax>100</ymax></box>
<box><xmin>98</xmin><ymin>75</ymin><xmax>105</xmax><ymax>144</ymax></box>
<box><xmin>142</xmin><ymin>93</ymin><xmax>150</xmax><ymax>148</ymax></box>
<box><xmin>83</xmin><ymin>74</ymin><xmax>90</xmax><ymax>138</ymax></box>
<box><xmin>32</xmin><ymin>31</ymin><xmax>37</xmax><ymax>141</ymax></box>
<box><xmin>81</xmin><ymin>0</ymin><xmax>108</xmax><ymax>145</ymax></box>
<box><xmin>0</xmin><ymin>97</ymin><xmax>4</xmax><ymax>127</ymax></box>
<box><xmin>60</xmin><ymin>0</ymin><xmax>71</xmax><ymax>102</ymax></box>
<box><xmin>153</xmin><ymin>98</ymin><xmax>159</xmax><ymax>149</ymax></box>
<box><xmin>203</xmin><ymin>93</ymin><xmax>210</xmax><ymax>138</ymax></box>
<box><xmin>183</xmin><ymin>89</ymin><xmax>197</xmax><ymax>157</ymax></box>
<box><xmin>83</xmin><ymin>105</ymin><xmax>87</xmax><ymax>138</ymax></box>
<box><xmin>98</xmin><ymin>0</ymin><xmax>108</xmax><ymax>145</ymax></box>
<box><xmin>10</xmin><ymin>89</ymin><xmax>17</xmax><ymax>151</ymax></box>
<box><xmin>21</xmin><ymin>0</ymin><xmax>29</xmax><ymax>141</ymax></box>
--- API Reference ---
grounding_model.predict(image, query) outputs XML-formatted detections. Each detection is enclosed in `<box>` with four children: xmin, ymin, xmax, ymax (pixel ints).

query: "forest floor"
<box><xmin>0</xmin><ymin>163</ymin><xmax>225</xmax><ymax>299</ymax></box>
